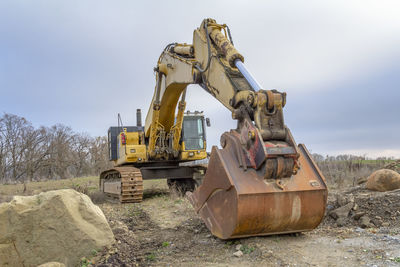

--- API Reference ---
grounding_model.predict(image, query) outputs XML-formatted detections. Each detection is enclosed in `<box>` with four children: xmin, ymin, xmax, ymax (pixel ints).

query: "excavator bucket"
<box><xmin>187</xmin><ymin>142</ymin><xmax>327</xmax><ymax>239</ymax></box>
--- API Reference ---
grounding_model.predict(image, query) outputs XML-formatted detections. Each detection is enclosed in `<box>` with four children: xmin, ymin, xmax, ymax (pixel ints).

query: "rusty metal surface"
<box><xmin>100</xmin><ymin>166</ymin><xmax>143</xmax><ymax>203</ymax></box>
<box><xmin>187</xmin><ymin>142</ymin><xmax>327</xmax><ymax>239</ymax></box>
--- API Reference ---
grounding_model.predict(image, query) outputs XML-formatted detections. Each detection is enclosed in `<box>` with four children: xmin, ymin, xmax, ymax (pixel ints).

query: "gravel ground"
<box><xmin>93</xmin><ymin>186</ymin><xmax>400</xmax><ymax>267</ymax></box>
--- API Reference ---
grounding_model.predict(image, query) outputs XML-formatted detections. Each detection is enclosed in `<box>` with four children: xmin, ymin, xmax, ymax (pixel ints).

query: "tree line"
<box><xmin>311</xmin><ymin>153</ymin><xmax>395</xmax><ymax>189</ymax></box>
<box><xmin>0</xmin><ymin>113</ymin><xmax>112</xmax><ymax>183</ymax></box>
<box><xmin>311</xmin><ymin>153</ymin><xmax>395</xmax><ymax>163</ymax></box>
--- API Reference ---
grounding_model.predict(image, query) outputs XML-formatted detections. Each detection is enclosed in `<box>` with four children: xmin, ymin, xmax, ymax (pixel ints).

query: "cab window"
<box><xmin>182</xmin><ymin>117</ymin><xmax>204</xmax><ymax>150</ymax></box>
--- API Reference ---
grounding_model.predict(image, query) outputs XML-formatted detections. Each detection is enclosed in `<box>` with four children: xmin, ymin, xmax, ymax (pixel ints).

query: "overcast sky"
<box><xmin>1</xmin><ymin>1</ymin><xmax>399</xmax><ymax>158</ymax></box>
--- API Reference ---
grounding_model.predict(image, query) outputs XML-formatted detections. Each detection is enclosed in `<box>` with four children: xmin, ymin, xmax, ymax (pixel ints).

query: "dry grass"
<box><xmin>2</xmin><ymin>158</ymin><xmax>387</xmax><ymax>202</ymax></box>
<box><xmin>317</xmin><ymin>160</ymin><xmax>388</xmax><ymax>189</ymax></box>
<box><xmin>0</xmin><ymin>176</ymin><xmax>170</xmax><ymax>204</ymax></box>
<box><xmin>0</xmin><ymin>176</ymin><xmax>98</xmax><ymax>197</ymax></box>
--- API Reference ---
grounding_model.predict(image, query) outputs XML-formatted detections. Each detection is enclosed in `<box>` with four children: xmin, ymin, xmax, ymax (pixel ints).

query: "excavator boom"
<box><xmin>182</xmin><ymin>18</ymin><xmax>327</xmax><ymax>239</ymax></box>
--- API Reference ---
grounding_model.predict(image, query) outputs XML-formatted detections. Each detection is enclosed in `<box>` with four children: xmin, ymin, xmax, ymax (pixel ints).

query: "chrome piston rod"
<box><xmin>234</xmin><ymin>59</ymin><xmax>263</xmax><ymax>91</ymax></box>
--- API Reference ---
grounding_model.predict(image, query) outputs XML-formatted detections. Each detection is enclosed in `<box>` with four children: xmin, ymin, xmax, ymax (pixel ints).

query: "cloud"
<box><xmin>0</xmin><ymin>0</ymin><xmax>399</xmax><ymax>157</ymax></box>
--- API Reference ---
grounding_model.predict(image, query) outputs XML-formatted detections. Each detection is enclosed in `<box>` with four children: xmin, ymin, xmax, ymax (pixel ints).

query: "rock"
<box><xmin>352</xmin><ymin>203</ymin><xmax>358</xmax><ymax>211</ymax></box>
<box><xmin>366</xmin><ymin>169</ymin><xmax>400</xmax><ymax>192</ymax></box>
<box><xmin>0</xmin><ymin>189</ymin><xmax>114</xmax><ymax>267</ymax></box>
<box><xmin>382</xmin><ymin>222</ymin><xmax>390</xmax><ymax>227</ymax></box>
<box><xmin>337</xmin><ymin>195</ymin><xmax>348</xmax><ymax>206</ymax></box>
<box><xmin>329</xmin><ymin>202</ymin><xmax>354</xmax><ymax>220</ymax></box>
<box><xmin>355</xmin><ymin>227</ymin><xmax>365</xmax><ymax>233</ymax></box>
<box><xmin>384</xmin><ymin>210</ymin><xmax>391</xmax><ymax>216</ymax></box>
<box><xmin>357</xmin><ymin>177</ymin><xmax>368</xmax><ymax>185</ymax></box>
<box><xmin>336</xmin><ymin>218</ymin><xmax>347</xmax><ymax>227</ymax></box>
<box><xmin>233</xmin><ymin>250</ymin><xmax>243</xmax><ymax>257</ymax></box>
<box><xmin>371</xmin><ymin>219</ymin><xmax>382</xmax><ymax>227</ymax></box>
<box><xmin>359</xmin><ymin>216</ymin><xmax>373</xmax><ymax>228</ymax></box>
<box><xmin>235</xmin><ymin>244</ymin><xmax>242</xmax><ymax>251</ymax></box>
<box><xmin>0</xmin><ymin>243</ymin><xmax>24</xmax><ymax>266</ymax></box>
<box><xmin>38</xmin><ymin>262</ymin><xmax>66</xmax><ymax>267</ymax></box>
<box><xmin>353</xmin><ymin>211</ymin><xmax>366</xmax><ymax>220</ymax></box>
<box><xmin>336</xmin><ymin>194</ymin><xmax>354</xmax><ymax>207</ymax></box>
<box><xmin>113</xmin><ymin>227</ymin><xmax>126</xmax><ymax>235</ymax></box>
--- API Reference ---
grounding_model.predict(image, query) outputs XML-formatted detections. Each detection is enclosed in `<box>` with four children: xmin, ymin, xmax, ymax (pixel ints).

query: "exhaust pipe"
<box><xmin>136</xmin><ymin>109</ymin><xmax>142</xmax><ymax>127</ymax></box>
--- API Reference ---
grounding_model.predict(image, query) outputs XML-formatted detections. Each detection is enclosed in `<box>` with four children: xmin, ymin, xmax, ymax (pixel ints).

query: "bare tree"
<box><xmin>71</xmin><ymin>133</ymin><xmax>92</xmax><ymax>177</ymax></box>
<box><xmin>45</xmin><ymin>124</ymin><xmax>75</xmax><ymax>179</ymax></box>
<box><xmin>22</xmin><ymin>126</ymin><xmax>52</xmax><ymax>182</ymax></box>
<box><xmin>0</xmin><ymin>113</ymin><xmax>113</xmax><ymax>183</ymax></box>
<box><xmin>311</xmin><ymin>153</ymin><xmax>324</xmax><ymax>162</ymax></box>
<box><xmin>0</xmin><ymin>116</ymin><xmax>7</xmax><ymax>182</ymax></box>
<box><xmin>0</xmin><ymin>114</ymin><xmax>33</xmax><ymax>181</ymax></box>
<box><xmin>90</xmin><ymin>136</ymin><xmax>112</xmax><ymax>175</ymax></box>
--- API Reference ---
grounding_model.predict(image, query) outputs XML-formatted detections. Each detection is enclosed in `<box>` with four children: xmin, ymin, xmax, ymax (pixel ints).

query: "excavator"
<box><xmin>100</xmin><ymin>18</ymin><xmax>328</xmax><ymax>239</ymax></box>
<box><xmin>101</xmin><ymin>110</ymin><xmax>208</xmax><ymax>202</ymax></box>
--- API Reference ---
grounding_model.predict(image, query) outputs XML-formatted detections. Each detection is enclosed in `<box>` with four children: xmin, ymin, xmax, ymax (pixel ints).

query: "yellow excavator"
<box><xmin>101</xmin><ymin>110</ymin><xmax>208</xmax><ymax>202</ymax></box>
<box><xmin>100</xmin><ymin>18</ymin><xmax>328</xmax><ymax>239</ymax></box>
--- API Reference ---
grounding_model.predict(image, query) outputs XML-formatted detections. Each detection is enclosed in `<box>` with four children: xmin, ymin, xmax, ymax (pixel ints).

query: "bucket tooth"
<box><xmin>187</xmin><ymin>144</ymin><xmax>327</xmax><ymax>240</ymax></box>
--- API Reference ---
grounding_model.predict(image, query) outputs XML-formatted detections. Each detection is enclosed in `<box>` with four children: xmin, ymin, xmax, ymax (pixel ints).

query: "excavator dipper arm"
<box><xmin>145</xmin><ymin>18</ymin><xmax>328</xmax><ymax>239</ymax></box>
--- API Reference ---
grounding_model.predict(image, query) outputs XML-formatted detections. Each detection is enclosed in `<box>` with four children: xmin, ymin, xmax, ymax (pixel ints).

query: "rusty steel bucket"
<box><xmin>187</xmin><ymin>143</ymin><xmax>327</xmax><ymax>239</ymax></box>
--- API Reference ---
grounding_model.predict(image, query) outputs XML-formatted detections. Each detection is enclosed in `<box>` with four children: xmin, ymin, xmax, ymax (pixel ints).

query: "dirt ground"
<box><xmin>1</xmin><ymin>178</ymin><xmax>399</xmax><ymax>266</ymax></box>
<box><xmin>91</xmin><ymin>181</ymin><xmax>400</xmax><ymax>267</ymax></box>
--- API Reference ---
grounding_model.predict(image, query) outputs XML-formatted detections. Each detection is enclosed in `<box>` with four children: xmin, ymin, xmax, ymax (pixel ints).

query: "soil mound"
<box><xmin>0</xmin><ymin>189</ymin><xmax>114</xmax><ymax>267</ymax></box>
<box><xmin>326</xmin><ymin>187</ymin><xmax>400</xmax><ymax>228</ymax></box>
<box><xmin>366</xmin><ymin>169</ymin><xmax>400</xmax><ymax>192</ymax></box>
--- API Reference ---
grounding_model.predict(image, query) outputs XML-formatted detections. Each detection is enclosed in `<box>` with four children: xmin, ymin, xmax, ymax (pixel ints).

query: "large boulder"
<box><xmin>0</xmin><ymin>189</ymin><xmax>114</xmax><ymax>267</ymax></box>
<box><xmin>366</xmin><ymin>169</ymin><xmax>400</xmax><ymax>192</ymax></box>
<box><xmin>38</xmin><ymin>263</ymin><xmax>66</xmax><ymax>267</ymax></box>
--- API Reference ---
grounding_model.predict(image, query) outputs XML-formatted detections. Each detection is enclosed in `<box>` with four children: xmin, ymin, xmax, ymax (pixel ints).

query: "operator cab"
<box><xmin>182</xmin><ymin>111</ymin><xmax>206</xmax><ymax>150</ymax></box>
<box><xmin>179</xmin><ymin>111</ymin><xmax>209</xmax><ymax>161</ymax></box>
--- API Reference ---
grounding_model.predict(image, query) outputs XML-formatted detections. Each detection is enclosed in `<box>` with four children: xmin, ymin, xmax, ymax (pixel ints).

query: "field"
<box><xmin>1</xmin><ymin>173</ymin><xmax>400</xmax><ymax>267</ymax></box>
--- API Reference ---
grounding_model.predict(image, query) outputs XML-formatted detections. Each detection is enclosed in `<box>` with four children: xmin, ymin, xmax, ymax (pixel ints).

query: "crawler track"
<box><xmin>100</xmin><ymin>166</ymin><xmax>143</xmax><ymax>203</ymax></box>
